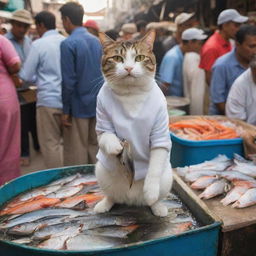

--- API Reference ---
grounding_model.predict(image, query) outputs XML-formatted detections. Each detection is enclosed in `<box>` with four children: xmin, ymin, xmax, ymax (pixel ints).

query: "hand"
<box><xmin>61</xmin><ymin>114</ymin><xmax>72</xmax><ymax>127</ymax></box>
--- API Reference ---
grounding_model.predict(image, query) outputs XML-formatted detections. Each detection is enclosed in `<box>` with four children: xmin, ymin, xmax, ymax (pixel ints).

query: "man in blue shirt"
<box><xmin>59</xmin><ymin>2</ymin><xmax>103</xmax><ymax>165</ymax></box>
<box><xmin>6</xmin><ymin>9</ymin><xmax>40</xmax><ymax>166</ymax></box>
<box><xmin>210</xmin><ymin>24</ymin><xmax>256</xmax><ymax>115</ymax></box>
<box><xmin>20</xmin><ymin>11</ymin><xmax>65</xmax><ymax>168</ymax></box>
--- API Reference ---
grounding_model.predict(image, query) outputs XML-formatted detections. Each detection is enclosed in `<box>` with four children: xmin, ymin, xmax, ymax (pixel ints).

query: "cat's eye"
<box><xmin>135</xmin><ymin>55</ymin><xmax>145</xmax><ymax>62</ymax></box>
<box><xmin>112</xmin><ymin>55</ymin><xmax>123</xmax><ymax>62</ymax></box>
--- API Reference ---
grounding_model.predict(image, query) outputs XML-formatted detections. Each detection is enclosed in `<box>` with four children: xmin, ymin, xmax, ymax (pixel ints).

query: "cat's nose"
<box><xmin>125</xmin><ymin>67</ymin><xmax>133</xmax><ymax>73</ymax></box>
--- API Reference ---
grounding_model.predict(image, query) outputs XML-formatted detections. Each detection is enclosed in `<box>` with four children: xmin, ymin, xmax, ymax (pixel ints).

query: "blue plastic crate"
<box><xmin>170</xmin><ymin>133</ymin><xmax>244</xmax><ymax>168</ymax></box>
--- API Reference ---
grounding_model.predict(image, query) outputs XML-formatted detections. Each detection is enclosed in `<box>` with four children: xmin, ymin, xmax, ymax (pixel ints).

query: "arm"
<box><xmin>205</xmin><ymin>70</ymin><xmax>212</xmax><ymax>86</ymax></box>
<box><xmin>226</xmin><ymin>80</ymin><xmax>247</xmax><ymax>121</ymax></box>
<box><xmin>60</xmin><ymin>40</ymin><xmax>76</xmax><ymax>121</ymax></box>
<box><xmin>210</xmin><ymin>64</ymin><xmax>227</xmax><ymax>115</ymax></box>
<box><xmin>159</xmin><ymin>53</ymin><xmax>176</xmax><ymax>95</ymax></box>
<box><xmin>96</xmin><ymin>94</ymin><xmax>122</xmax><ymax>155</ymax></box>
<box><xmin>19</xmin><ymin>44</ymin><xmax>39</xmax><ymax>82</ymax></box>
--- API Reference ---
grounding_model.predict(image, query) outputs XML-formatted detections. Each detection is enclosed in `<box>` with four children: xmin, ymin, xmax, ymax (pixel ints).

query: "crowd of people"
<box><xmin>0</xmin><ymin>2</ymin><xmax>256</xmax><ymax>185</ymax></box>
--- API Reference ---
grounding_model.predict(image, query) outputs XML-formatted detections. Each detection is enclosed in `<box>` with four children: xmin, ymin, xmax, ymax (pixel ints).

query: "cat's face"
<box><xmin>99</xmin><ymin>30</ymin><xmax>156</xmax><ymax>93</ymax></box>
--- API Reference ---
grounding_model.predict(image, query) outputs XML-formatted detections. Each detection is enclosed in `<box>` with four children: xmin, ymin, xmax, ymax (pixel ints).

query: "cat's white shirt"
<box><xmin>96</xmin><ymin>80</ymin><xmax>171</xmax><ymax>180</ymax></box>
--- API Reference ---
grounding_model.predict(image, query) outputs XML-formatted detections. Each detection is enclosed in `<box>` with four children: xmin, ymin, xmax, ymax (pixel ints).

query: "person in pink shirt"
<box><xmin>0</xmin><ymin>35</ymin><xmax>21</xmax><ymax>185</ymax></box>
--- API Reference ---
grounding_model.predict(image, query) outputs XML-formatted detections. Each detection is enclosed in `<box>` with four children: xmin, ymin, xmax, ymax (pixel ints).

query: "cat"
<box><xmin>94</xmin><ymin>30</ymin><xmax>173</xmax><ymax>217</ymax></box>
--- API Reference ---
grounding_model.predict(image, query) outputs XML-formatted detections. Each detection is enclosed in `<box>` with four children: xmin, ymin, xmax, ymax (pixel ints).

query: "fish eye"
<box><xmin>112</xmin><ymin>55</ymin><xmax>123</xmax><ymax>62</ymax></box>
<box><xmin>135</xmin><ymin>55</ymin><xmax>145</xmax><ymax>62</ymax></box>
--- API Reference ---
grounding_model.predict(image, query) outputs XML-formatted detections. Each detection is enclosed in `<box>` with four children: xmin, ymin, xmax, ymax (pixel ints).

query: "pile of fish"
<box><xmin>177</xmin><ymin>154</ymin><xmax>256</xmax><ymax>208</ymax></box>
<box><xmin>0</xmin><ymin>171</ymin><xmax>199</xmax><ymax>251</ymax></box>
<box><xmin>170</xmin><ymin>117</ymin><xmax>240</xmax><ymax>141</ymax></box>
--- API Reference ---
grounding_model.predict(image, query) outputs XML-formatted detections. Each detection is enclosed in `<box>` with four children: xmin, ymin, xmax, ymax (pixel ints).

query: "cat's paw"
<box><xmin>151</xmin><ymin>202</ymin><xmax>168</xmax><ymax>217</ymax></box>
<box><xmin>100</xmin><ymin>134</ymin><xmax>123</xmax><ymax>155</ymax></box>
<box><xmin>94</xmin><ymin>198</ymin><xmax>114</xmax><ymax>213</ymax></box>
<box><xmin>143</xmin><ymin>177</ymin><xmax>160</xmax><ymax>206</ymax></box>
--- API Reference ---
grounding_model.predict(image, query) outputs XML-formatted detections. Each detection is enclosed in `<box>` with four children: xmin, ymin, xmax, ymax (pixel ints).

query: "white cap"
<box><xmin>217</xmin><ymin>9</ymin><xmax>248</xmax><ymax>25</ymax></box>
<box><xmin>181</xmin><ymin>28</ymin><xmax>207</xmax><ymax>41</ymax></box>
<box><xmin>175</xmin><ymin>12</ymin><xmax>195</xmax><ymax>25</ymax></box>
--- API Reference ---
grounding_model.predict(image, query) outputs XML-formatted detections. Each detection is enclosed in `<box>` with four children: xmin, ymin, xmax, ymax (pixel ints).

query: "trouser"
<box><xmin>63</xmin><ymin>117</ymin><xmax>98</xmax><ymax>166</ymax></box>
<box><xmin>21</xmin><ymin>103</ymin><xmax>40</xmax><ymax>157</ymax></box>
<box><xmin>36</xmin><ymin>107</ymin><xmax>63</xmax><ymax>168</ymax></box>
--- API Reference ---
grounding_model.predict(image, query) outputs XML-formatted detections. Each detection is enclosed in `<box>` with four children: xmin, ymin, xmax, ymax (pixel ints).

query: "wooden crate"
<box><xmin>174</xmin><ymin>171</ymin><xmax>256</xmax><ymax>256</ymax></box>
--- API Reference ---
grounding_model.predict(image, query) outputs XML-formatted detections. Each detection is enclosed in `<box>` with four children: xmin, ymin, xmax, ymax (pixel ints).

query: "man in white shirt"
<box><xmin>182</xmin><ymin>28</ymin><xmax>207</xmax><ymax>115</ymax></box>
<box><xmin>226</xmin><ymin>55</ymin><xmax>256</xmax><ymax>125</ymax></box>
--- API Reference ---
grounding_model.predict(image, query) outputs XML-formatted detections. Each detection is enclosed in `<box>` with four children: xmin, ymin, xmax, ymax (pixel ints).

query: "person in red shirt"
<box><xmin>200</xmin><ymin>9</ymin><xmax>248</xmax><ymax>85</ymax></box>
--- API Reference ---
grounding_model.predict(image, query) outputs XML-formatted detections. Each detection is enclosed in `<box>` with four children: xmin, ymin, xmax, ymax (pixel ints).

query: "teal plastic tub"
<box><xmin>0</xmin><ymin>165</ymin><xmax>221</xmax><ymax>256</ymax></box>
<box><xmin>170</xmin><ymin>133</ymin><xmax>244</xmax><ymax>168</ymax></box>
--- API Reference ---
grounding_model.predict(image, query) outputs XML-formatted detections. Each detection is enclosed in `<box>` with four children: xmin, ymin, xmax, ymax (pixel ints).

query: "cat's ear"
<box><xmin>99</xmin><ymin>32</ymin><xmax>115</xmax><ymax>48</ymax></box>
<box><xmin>140</xmin><ymin>29</ymin><xmax>156</xmax><ymax>50</ymax></box>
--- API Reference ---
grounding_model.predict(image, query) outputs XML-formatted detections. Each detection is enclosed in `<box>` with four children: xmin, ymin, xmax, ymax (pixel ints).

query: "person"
<box><xmin>0</xmin><ymin>35</ymin><xmax>21</xmax><ymax>185</ymax></box>
<box><xmin>19</xmin><ymin>11</ymin><xmax>65</xmax><ymax>168</ymax></box>
<box><xmin>182</xmin><ymin>28</ymin><xmax>208</xmax><ymax>115</ymax></box>
<box><xmin>118</xmin><ymin>23</ymin><xmax>137</xmax><ymax>41</ymax></box>
<box><xmin>59</xmin><ymin>2</ymin><xmax>103</xmax><ymax>165</ymax></box>
<box><xmin>200</xmin><ymin>9</ymin><xmax>248</xmax><ymax>85</ymax></box>
<box><xmin>162</xmin><ymin>12</ymin><xmax>196</xmax><ymax>52</ymax></box>
<box><xmin>6</xmin><ymin>9</ymin><xmax>40</xmax><ymax>166</ymax></box>
<box><xmin>83</xmin><ymin>19</ymin><xmax>99</xmax><ymax>37</ymax></box>
<box><xmin>159</xmin><ymin>26</ymin><xmax>204</xmax><ymax>96</ymax></box>
<box><xmin>209</xmin><ymin>24</ymin><xmax>256</xmax><ymax>115</ymax></box>
<box><xmin>226</xmin><ymin>55</ymin><xmax>256</xmax><ymax>125</ymax></box>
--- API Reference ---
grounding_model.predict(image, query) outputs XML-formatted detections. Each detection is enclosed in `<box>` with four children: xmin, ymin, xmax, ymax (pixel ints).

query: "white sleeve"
<box><xmin>150</xmin><ymin>104</ymin><xmax>171</xmax><ymax>151</ymax></box>
<box><xmin>226</xmin><ymin>79</ymin><xmax>247</xmax><ymax>121</ymax></box>
<box><xmin>96</xmin><ymin>95</ymin><xmax>115</xmax><ymax>135</ymax></box>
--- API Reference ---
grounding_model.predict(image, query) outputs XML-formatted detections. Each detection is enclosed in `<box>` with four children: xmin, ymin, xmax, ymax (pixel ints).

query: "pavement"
<box><xmin>20</xmin><ymin>137</ymin><xmax>47</xmax><ymax>175</ymax></box>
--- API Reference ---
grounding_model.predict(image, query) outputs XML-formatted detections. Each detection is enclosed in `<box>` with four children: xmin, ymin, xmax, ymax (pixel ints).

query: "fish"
<box><xmin>232</xmin><ymin>180</ymin><xmax>256</xmax><ymax>188</ymax></box>
<box><xmin>83</xmin><ymin>224</ymin><xmax>139</xmax><ymax>238</ymax></box>
<box><xmin>37</xmin><ymin>225</ymin><xmax>81</xmax><ymax>250</ymax></box>
<box><xmin>65</xmin><ymin>175</ymin><xmax>97</xmax><ymax>187</ymax></box>
<box><xmin>65</xmin><ymin>234</ymin><xmax>121</xmax><ymax>250</ymax></box>
<box><xmin>4</xmin><ymin>184</ymin><xmax>62</xmax><ymax>207</ymax></box>
<box><xmin>11</xmin><ymin>237</ymin><xmax>31</xmax><ymax>245</ymax></box>
<box><xmin>220</xmin><ymin>186</ymin><xmax>248</xmax><ymax>206</ymax></box>
<box><xmin>55</xmin><ymin>193</ymin><xmax>104</xmax><ymax>209</ymax></box>
<box><xmin>7</xmin><ymin>216</ymin><xmax>69</xmax><ymax>236</ymax></box>
<box><xmin>199</xmin><ymin>179</ymin><xmax>231</xmax><ymax>199</ymax></box>
<box><xmin>46</xmin><ymin>185</ymin><xmax>84</xmax><ymax>199</ymax></box>
<box><xmin>220</xmin><ymin>171</ymin><xmax>255</xmax><ymax>182</ymax></box>
<box><xmin>0</xmin><ymin>208</ymin><xmax>91</xmax><ymax>229</ymax></box>
<box><xmin>176</xmin><ymin>155</ymin><xmax>230</xmax><ymax>177</ymax></box>
<box><xmin>33</xmin><ymin>222</ymin><xmax>81</xmax><ymax>241</ymax></box>
<box><xmin>190</xmin><ymin>176</ymin><xmax>219</xmax><ymax>190</ymax></box>
<box><xmin>184</xmin><ymin>171</ymin><xmax>219</xmax><ymax>183</ymax></box>
<box><xmin>231</xmin><ymin>163</ymin><xmax>256</xmax><ymax>178</ymax></box>
<box><xmin>48</xmin><ymin>174</ymin><xmax>79</xmax><ymax>186</ymax></box>
<box><xmin>118</xmin><ymin>140</ymin><xmax>134</xmax><ymax>187</ymax></box>
<box><xmin>0</xmin><ymin>197</ymin><xmax>61</xmax><ymax>216</ymax></box>
<box><xmin>232</xmin><ymin>188</ymin><xmax>256</xmax><ymax>208</ymax></box>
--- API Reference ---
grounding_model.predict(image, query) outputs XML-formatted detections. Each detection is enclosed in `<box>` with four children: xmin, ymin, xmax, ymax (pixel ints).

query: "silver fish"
<box><xmin>11</xmin><ymin>237</ymin><xmax>31</xmax><ymax>245</ymax></box>
<box><xmin>199</xmin><ymin>179</ymin><xmax>231</xmax><ymax>199</ymax></box>
<box><xmin>48</xmin><ymin>174</ymin><xmax>79</xmax><ymax>186</ymax></box>
<box><xmin>0</xmin><ymin>208</ymin><xmax>90</xmax><ymax>229</ymax></box>
<box><xmin>118</xmin><ymin>140</ymin><xmax>134</xmax><ymax>187</ymax></box>
<box><xmin>220</xmin><ymin>186</ymin><xmax>248</xmax><ymax>206</ymax></box>
<box><xmin>185</xmin><ymin>170</ymin><xmax>219</xmax><ymax>183</ymax></box>
<box><xmin>46</xmin><ymin>185</ymin><xmax>84</xmax><ymax>199</ymax></box>
<box><xmin>232</xmin><ymin>188</ymin><xmax>256</xmax><ymax>208</ymax></box>
<box><xmin>66</xmin><ymin>234</ymin><xmax>121</xmax><ymax>250</ymax></box>
<box><xmin>220</xmin><ymin>171</ymin><xmax>255</xmax><ymax>182</ymax></box>
<box><xmin>83</xmin><ymin>225</ymin><xmax>138</xmax><ymax>238</ymax></box>
<box><xmin>190</xmin><ymin>176</ymin><xmax>219</xmax><ymax>190</ymax></box>
<box><xmin>7</xmin><ymin>216</ymin><xmax>68</xmax><ymax>235</ymax></box>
